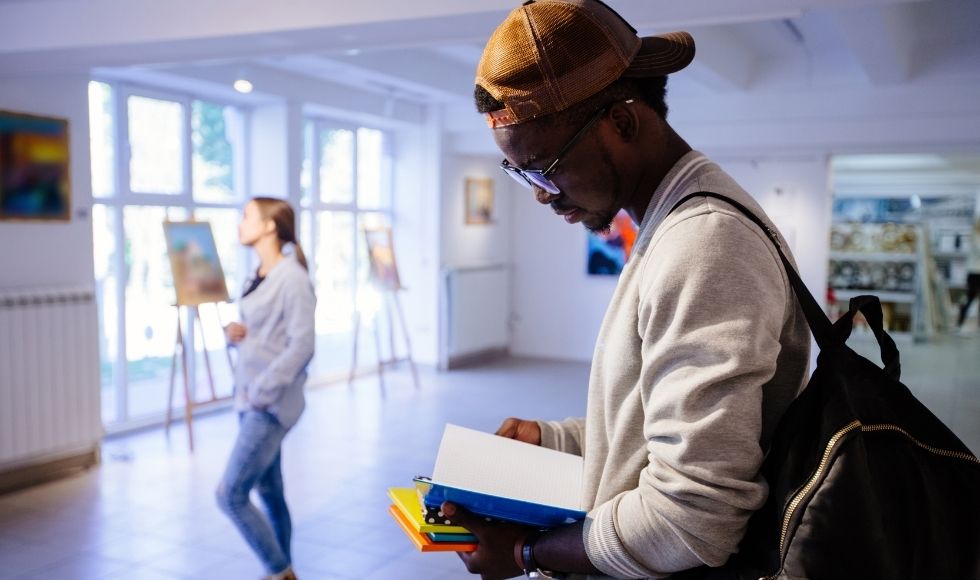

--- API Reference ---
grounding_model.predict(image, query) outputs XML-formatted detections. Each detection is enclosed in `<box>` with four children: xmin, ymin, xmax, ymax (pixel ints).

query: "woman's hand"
<box><xmin>495</xmin><ymin>418</ymin><xmax>542</xmax><ymax>446</ymax></box>
<box><xmin>225</xmin><ymin>322</ymin><xmax>247</xmax><ymax>345</ymax></box>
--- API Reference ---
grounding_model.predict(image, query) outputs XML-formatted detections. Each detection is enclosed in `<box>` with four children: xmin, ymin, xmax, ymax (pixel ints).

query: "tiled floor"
<box><xmin>1</xmin><ymin>335</ymin><xmax>977</xmax><ymax>580</ymax></box>
<box><xmin>0</xmin><ymin>358</ymin><xmax>591</xmax><ymax>580</ymax></box>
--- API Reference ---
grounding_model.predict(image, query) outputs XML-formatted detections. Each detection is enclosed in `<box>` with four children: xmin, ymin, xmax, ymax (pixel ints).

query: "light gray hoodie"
<box><xmin>232</xmin><ymin>255</ymin><xmax>316</xmax><ymax>429</ymax></box>
<box><xmin>538</xmin><ymin>152</ymin><xmax>810</xmax><ymax>579</ymax></box>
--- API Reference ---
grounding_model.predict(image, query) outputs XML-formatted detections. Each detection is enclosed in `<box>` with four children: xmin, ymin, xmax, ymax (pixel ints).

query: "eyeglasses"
<box><xmin>499</xmin><ymin>100</ymin><xmax>632</xmax><ymax>195</ymax></box>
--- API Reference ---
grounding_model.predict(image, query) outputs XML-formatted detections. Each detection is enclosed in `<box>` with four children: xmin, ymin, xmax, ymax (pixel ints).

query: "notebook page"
<box><xmin>432</xmin><ymin>424</ymin><xmax>583</xmax><ymax>510</ymax></box>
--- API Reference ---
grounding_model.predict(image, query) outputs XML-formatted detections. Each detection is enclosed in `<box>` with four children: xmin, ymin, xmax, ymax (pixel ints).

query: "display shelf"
<box><xmin>829</xmin><ymin>251</ymin><xmax>917</xmax><ymax>262</ymax></box>
<box><xmin>932</xmin><ymin>251</ymin><xmax>971</xmax><ymax>259</ymax></box>
<box><xmin>832</xmin><ymin>289</ymin><xmax>916</xmax><ymax>303</ymax></box>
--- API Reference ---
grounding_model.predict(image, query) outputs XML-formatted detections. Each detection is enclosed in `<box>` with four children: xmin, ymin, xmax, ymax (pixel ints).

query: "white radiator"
<box><xmin>442</xmin><ymin>265</ymin><xmax>511</xmax><ymax>369</ymax></box>
<box><xmin>0</xmin><ymin>286</ymin><xmax>102</xmax><ymax>469</ymax></box>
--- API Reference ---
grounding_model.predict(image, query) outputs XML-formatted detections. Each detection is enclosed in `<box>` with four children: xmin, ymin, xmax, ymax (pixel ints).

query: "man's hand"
<box><xmin>495</xmin><ymin>418</ymin><xmax>542</xmax><ymax>446</ymax></box>
<box><xmin>224</xmin><ymin>322</ymin><xmax>247</xmax><ymax>345</ymax></box>
<box><xmin>443</xmin><ymin>502</ymin><xmax>528</xmax><ymax>580</ymax></box>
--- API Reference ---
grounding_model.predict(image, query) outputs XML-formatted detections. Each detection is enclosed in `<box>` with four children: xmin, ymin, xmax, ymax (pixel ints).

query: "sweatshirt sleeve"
<box><xmin>584</xmin><ymin>210</ymin><xmax>788</xmax><ymax>578</ymax></box>
<box><xmin>248</xmin><ymin>275</ymin><xmax>316</xmax><ymax>409</ymax></box>
<box><xmin>537</xmin><ymin>417</ymin><xmax>587</xmax><ymax>456</ymax></box>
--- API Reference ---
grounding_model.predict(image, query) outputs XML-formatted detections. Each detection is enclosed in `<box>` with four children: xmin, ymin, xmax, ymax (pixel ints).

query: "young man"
<box><xmin>442</xmin><ymin>1</ymin><xmax>811</xmax><ymax>578</ymax></box>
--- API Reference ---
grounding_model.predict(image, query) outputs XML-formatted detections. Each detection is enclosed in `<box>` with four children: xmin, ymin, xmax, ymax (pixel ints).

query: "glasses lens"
<box><xmin>500</xmin><ymin>161</ymin><xmax>561</xmax><ymax>194</ymax></box>
<box><xmin>502</xmin><ymin>166</ymin><xmax>532</xmax><ymax>189</ymax></box>
<box><xmin>524</xmin><ymin>172</ymin><xmax>560</xmax><ymax>194</ymax></box>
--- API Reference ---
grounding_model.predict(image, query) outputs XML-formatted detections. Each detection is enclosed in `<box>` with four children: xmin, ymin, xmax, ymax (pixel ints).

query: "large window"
<box><xmin>90</xmin><ymin>83</ymin><xmax>395</xmax><ymax>429</ymax></box>
<box><xmin>89</xmin><ymin>81</ymin><xmax>244</xmax><ymax>429</ymax></box>
<box><xmin>301</xmin><ymin>120</ymin><xmax>395</xmax><ymax>378</ymax></box>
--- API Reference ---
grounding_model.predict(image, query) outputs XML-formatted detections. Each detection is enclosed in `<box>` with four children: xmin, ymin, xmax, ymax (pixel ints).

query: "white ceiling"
<box><xmin>1</xmin><ymin>0</ymin><xmax>978</xmax><ymax>106</ymax></box>
<box><xmin>2</xmin><ymin>0</ymin><xmax>979</xmax><ymax>161</ymax></box>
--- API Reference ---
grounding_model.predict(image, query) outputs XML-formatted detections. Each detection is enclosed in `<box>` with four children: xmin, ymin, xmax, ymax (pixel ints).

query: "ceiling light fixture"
<box><xmin>233</xmin><ymin>78</ymin><xmax>253</xmax><ymax>94</ymax></box>
<box><xmin>234</xmin><ymin>66</ymin><xmax>253</xmax><ymax>94</ymax></box>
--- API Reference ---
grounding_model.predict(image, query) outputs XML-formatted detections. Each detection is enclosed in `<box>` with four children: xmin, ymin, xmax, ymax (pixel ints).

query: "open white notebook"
<box><xmin>415</xmin><ymin>424</ymin><xmax>586</xmax><ymax>526</ymax></box>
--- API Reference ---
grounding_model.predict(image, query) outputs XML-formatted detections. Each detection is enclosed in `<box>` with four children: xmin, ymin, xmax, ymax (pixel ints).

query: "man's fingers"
<box><xmin>495</xmin><ymin>418</ymin><xmax>518</xmax><ymax>438</ymax></box>
<box><xmin>441</xmin><ymin>502</ymin><xmax>490</xmax><ymax>533</ymax></box>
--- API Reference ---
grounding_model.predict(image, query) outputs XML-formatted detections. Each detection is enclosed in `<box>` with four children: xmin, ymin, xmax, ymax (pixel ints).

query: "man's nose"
<box><xmin>534</xmin><ymin>187</ymin><xmax>560</xmax><ymax>205</ymax></box>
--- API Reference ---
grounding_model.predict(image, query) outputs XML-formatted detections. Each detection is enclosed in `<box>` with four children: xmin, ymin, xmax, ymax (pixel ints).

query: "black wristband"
<box><xmin>522</xmin><ymin>529</ymin><xmax>561</xmax><ymax>579</ymax></box>
<box><xmin>521</xmin><ymin>529</ymin><xmax>544</xmax><ymax>574</ymax></box>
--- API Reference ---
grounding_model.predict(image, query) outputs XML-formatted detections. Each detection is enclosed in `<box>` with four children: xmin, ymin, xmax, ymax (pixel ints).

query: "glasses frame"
<box><xmin>499</xmin><ymin>100</ymin><xmax>632</xmax><ymax>194</ymax></box>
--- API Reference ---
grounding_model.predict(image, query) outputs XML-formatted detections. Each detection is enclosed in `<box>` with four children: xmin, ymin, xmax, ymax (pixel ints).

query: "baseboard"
<box><xmin>0</xmin><ymin>447</ymin><xmax>101</xmax><ymax>496</ymax></box>
<box><xmin>445</xmin><ymin>347</ymin><xmax>509</xmax><ymax>370</ymax></box>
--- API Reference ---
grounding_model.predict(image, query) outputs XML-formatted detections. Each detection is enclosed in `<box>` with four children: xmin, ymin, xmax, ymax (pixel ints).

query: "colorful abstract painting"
<box><xmin>587</xmin><ymin>210</ymin><xmax>638</xmax><ymax>276</ymax></box>
<box><xmin>0</xmin><ymin>110</ymin><xmax>70</xmax><ymax>221</ymax></box>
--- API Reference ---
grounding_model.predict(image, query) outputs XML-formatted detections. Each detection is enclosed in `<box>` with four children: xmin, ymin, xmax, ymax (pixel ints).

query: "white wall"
<box><xmin>0</xmin><ymin>74</ymin><xmax>102</xmax><ymax>467</ymax></box>
<box><xmin>0</xmin><ymin>74</ymin><xmax>94</xmax><ymax>289</ymax></box>
<box><xmin>248</xmin><ymin>103</ymin><xmax>292</xmax><ymax>199</ymax></box>
<box><xmin>509</xmin><ymin>190</ymin><xmax>617</xmax><ymax>361</ymax></box>
<box><xmin>391</xmin><ymin>108</ymin><xmax>442</xmax><ymax>365</ymax></box>
<box><xmin>438</xmin><ymin>154</ymin><xmax>519</xmax><ymax>362</ymax></box>
<box><xmin>440</xmin><ymin>155</ymin><xmax>515</xmax><ymax>269</ymax></box>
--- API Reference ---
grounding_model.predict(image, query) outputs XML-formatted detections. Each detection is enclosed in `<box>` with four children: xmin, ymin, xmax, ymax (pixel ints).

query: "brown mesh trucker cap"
<box><xmin>476</xmin><ymin>0</ymin><xmax>695</xmax><ymax>128</ymax></box>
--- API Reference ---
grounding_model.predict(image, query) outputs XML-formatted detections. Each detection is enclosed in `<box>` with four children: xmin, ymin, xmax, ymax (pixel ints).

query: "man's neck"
<box><xmin>624</xmin><ymin>123</ymin><xmax>691</xmax><ymax>225</ymax></box>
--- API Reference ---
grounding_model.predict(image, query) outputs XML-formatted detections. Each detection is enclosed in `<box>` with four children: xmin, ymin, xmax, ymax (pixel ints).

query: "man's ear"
<box><xmin>608</xmin><ymin>101</ymin><xmax>640</xmax><ymax>143</ymax></box>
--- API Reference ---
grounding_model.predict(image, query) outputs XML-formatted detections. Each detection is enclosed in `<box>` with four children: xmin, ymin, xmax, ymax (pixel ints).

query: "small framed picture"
<box><xmin>464</xmin><ymin>177</ymin><xmax>494</xmax><ymax>225</ymax></box>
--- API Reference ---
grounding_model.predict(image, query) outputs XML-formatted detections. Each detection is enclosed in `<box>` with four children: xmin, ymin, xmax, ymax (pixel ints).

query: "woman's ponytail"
<box><xmin>250</xmin><ymin>197</ymin><xmax>309</xmax><ymax>271</ymax></box>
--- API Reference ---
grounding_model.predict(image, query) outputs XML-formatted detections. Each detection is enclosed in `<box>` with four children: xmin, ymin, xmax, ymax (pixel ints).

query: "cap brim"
<box><xmin>623</xmin><ymin>31</ymin><xmax>695</xmax><ymax>77</ymax></box>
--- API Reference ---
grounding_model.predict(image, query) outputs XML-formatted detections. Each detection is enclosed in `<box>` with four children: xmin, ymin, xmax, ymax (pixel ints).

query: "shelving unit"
<box><xmin>828</xmin><ymin>194</ymin><xmax>978</xmax><ymax>340</ymax></box>
<box><xmin>828</xmin><ymin>223</ymin><xmax>925</xmax><ymax>340</ymax></box>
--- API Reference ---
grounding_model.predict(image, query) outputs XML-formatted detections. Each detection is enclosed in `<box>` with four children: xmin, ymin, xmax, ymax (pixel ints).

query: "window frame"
<box><xmin>91</xmin><ymin>79</ymin><xmax>249</xmax><ymax>431</ymax></box>
<box><xmin>302</xmin><ymin>117</ymin><xmax>396</xmax><ymax>325</ymax></box>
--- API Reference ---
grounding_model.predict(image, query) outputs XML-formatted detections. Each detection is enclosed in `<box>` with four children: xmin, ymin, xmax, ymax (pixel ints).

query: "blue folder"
<box><xmin>413</xmin><ymin>476</ymin><xmax>586</xmax><ymax>528</ymax></box>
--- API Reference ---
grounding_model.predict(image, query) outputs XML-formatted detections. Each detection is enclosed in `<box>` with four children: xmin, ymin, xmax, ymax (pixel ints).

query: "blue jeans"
<box><xmin>216</xmin><ymin>410</ymin><xmax>292</xmax><ymax>574</ymax></box>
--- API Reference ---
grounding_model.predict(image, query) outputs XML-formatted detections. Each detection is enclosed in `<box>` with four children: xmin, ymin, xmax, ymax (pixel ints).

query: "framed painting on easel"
<box><xmin>364</xmin><ymin>226</ymin><xmax>403</xmax><ymax>291</ymax></box>
<box><xmin>162</xmin><ymin>220</ymin><xmax>231</xmax><ymax>450</ymax></box>
<box><xmin>163</xmin><ymin>221</ymin><xmax>230</xmax><ymax>306</ymax></box>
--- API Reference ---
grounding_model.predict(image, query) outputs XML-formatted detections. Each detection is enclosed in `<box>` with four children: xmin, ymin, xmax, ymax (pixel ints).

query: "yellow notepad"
<box><xmin>387</xmin><ymin>487</ymin><xmax>471</xmax><ymax>534</ymax></box>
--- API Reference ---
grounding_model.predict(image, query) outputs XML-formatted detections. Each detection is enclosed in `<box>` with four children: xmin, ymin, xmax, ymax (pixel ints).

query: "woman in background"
<box><xmin>217</xmin><ymin>197</ymin><xmax>315</xmax><ymax>580</ymax></box>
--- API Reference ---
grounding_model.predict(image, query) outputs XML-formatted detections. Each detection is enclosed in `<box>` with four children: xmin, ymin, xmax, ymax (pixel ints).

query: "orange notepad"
<box><xmin>388</xmin><ymin>504</ymin><xmax>477</xmax><ymax>552</ymax></box>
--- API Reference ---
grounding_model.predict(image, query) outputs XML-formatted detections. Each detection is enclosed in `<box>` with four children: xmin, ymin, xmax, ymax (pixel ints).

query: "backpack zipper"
<box><xmin>760</xmin><ymin>421</ymin><xmax>979</xmax><ymax>580</ymax></box>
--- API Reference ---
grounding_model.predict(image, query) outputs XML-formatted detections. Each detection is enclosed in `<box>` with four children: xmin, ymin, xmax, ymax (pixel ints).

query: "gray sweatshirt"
<box><xmin>538</xmin><ymin>152</ymin><xmax>810</xmax><ymax>579</ymax></box>
<box><xmin>232</xmin><ymin>256</ymin><xmax>316</xmax><ymax>429</ymax></box>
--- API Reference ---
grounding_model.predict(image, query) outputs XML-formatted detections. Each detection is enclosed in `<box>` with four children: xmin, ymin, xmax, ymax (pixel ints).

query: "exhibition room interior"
<box><xmin>0</xmin><ymin>0</ymin><xmax>979</xmax><ymax>578</ymax></box>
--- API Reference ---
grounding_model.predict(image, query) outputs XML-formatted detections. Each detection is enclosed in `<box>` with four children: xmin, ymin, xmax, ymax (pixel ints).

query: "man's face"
<box><xmin>493</xmin><ymin>114</ymin><xmax>625</xmax><ymax>233</ymax></box>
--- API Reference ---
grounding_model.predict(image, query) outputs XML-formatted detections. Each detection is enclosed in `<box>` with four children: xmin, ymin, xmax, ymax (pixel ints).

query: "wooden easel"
<box><xmin>162</xmin><ymin>220</ymin><xmax>233</xmax><ymax>451</ymax></box>
<box><xmin>348</xmin><ymin>289</ymin><xmax>420</xmax><ymax>393</ymax></box>
<box><xmin>164</xmin><ymin>303</ymin><xmax>233</xmax><ymax>451</ymax></box>
<box><xmin>348</xmin><ymin>226</ymin><xmax>420</xmax><ymax>392</ymax></box>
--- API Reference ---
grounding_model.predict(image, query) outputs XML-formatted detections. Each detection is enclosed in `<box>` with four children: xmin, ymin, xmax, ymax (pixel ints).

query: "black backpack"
<box><xmin>672</xmin><ymin>192</ymin><xmax>980</xmax><ymax>580</ymax></box>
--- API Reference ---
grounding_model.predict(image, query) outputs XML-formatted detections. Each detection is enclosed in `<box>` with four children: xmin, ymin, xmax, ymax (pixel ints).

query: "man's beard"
<box><xmin>585</xmin><ymin>211</ymin><xmax>617</xmax><ymax>234</ymax></box>
<box><xmin>584</xmin><ymin>141</ymin><xmax>623</xmax><ymax>234</ymax></box>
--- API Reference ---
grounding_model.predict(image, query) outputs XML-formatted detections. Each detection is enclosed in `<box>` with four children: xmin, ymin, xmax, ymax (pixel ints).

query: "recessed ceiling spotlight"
<box><xmin>233</xmin><ymin>78</ymin><xmax>253</xmax><ymax>94</ymax></box>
